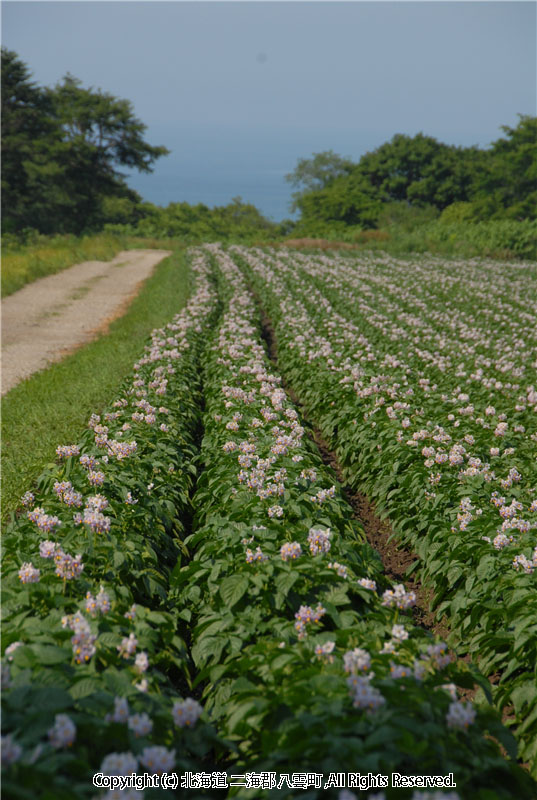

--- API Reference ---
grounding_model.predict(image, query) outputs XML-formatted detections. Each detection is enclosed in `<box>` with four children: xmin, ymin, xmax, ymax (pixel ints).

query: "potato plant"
<box><xmin>2</xmin><ymin>246</ymin><xmax>536</xmax><ymax>799</ymax></box>
<box><xmin>234</xmin><ymin>244</ymin><xmax>537</xmax><ymax>773</ymax></box>
<box><xmin>2</xmin><ymin>253</ymin><xmax>222</xmax><ymax>798</ymax></box>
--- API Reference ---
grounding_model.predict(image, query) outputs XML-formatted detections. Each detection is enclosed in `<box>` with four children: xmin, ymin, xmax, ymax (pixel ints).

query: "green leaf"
<box><xmin>226</xmin><ymin>700</ymin><xmax>257</xmax><ymax>733</ymax></box>
<box><xmin>191</xmin><ymin>636</ymin><xmax>225</xmax><ymax>667</ymax></box>
<box><xmin>29</xmin><ymin>644</ymin><xmax>71</xmax><ymax>665</ymax></box>
<box><xmin>511</xmin><ymin>682</ymin><xmax>537</xmax><ymax>715</ymax></box>
<box><xmin>219</xmin><ymin>575</ymin><xmax>249</xmax><ymax>609</ymax></box>
<box><xmin>70</xmin><ymin>678</ymin><xmax>101</xmax><ymax>699</ymax></box>
<box><xmin>30</xmin><ymin>687</ymin><xmax>73</xmax><ymax>713</ymax></box>
<box><xmin>274</xmin><ymin>569</ymin><xmax>299</xmax><ymax>597</ymax></box>
<box><xmin>476</xmin><ymin>556</ymin><xmax>497</xmax><ymax>580</ymax></box>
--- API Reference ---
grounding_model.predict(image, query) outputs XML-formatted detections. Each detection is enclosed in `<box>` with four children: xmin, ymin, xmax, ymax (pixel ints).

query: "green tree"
<box><xmin>50</xmin><ymin>74</ymin><xmax>168</xmax><ymax>173</ymax></box>
<box><xmin>470</xmin><ymin>115</ymin><xmax>537</xmax><ymax>220</ymax></box>
<box><xmin>1</xmin><ymin>47</ymin><xmax>72</xmax><ymax>233</ymax></box>
<box><xmin>355</xmin><ymin>132</ymin><xmax>481</xmax><ymax>210</ymax></box>
<box><xmin>286</xmin><ymin>134</ymin><xmax>485</xmax><ymax>233</ymax></box>
<box><xmin>45</xmin><ymin>74</ymin><xmax>169</xmax><ymax>233</ymax></box>
<box><xmin>296</xmin><ymin>172</ymin><xmax>382</xmax><ymax>230</ymax></box>
<box><xmin>285</xmin><ymin>150</ymin><xmax>355</xmax><ymax>212</ymax></box>
<box><xmin>1</xmin><ymin>50</ymin><xmax>169</xmax><ymax>235</ymax></box>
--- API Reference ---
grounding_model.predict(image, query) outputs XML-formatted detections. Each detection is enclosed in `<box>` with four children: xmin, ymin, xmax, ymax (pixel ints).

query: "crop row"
<box><xmin>3</xmin><ymin>246</ymin><xmax>536</xmax><ymax>799</ymax></box>
<box><xmin>169</xmin><ymin>247</ymin><xmax>533</xmax><ymax>798</ymax></box>
<box><xmin>232</xmin><ymin>244</ymin><xmax>537</xmax><ymax>772</ymax></box>
<box><xmin>1</xmin><ymin>252</ymin><xmax>221</xmax><ymax>799</ymax></box>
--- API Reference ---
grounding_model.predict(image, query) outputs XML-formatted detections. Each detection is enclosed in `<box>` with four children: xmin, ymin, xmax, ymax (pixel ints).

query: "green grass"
<box><xmin>1</xmin><ymin>246</ymin><xmax>190</xmax><ymax>522</ymax></box>
<box><xmin>1</xmin><ymin>232</ymin><xmax>176</xmax><ymax>298</ymax></box>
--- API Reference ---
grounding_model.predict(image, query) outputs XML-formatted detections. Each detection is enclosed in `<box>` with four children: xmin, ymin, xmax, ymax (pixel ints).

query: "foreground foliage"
<box><xmin>173</xmin><ymin>248</ymin><xmax>532</xmax><ymax>797</ymax></box>
<box><xmin>1</xmin><ymin>250</ymin><xmax>191</xmax><ymax>522</ymax></box>
<box><xmin>2</xmin><ymin>254</ymin><xmax>221</xmax><ymax>798</ymax></box>
<box><xmin>2</xmin><ymin>246</ymin><xmax>536</xmax><ymax>798</ymax></box>
<box><xmin>235</xmin><ymin>245</ymin><xmax>537</xmax><ymax>772</ymax></box>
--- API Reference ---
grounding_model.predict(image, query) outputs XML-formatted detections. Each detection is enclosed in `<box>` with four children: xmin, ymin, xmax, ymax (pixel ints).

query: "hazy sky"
<box><xmin>3</xmin><ymin>1</ymin><xmax>536</xmax><ymax>220</ymax></box>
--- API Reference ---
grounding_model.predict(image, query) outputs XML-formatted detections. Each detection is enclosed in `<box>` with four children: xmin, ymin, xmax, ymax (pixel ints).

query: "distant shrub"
<box><xmin>423</xmin><ymin>219</ymin><xmax>537</xmax><ymax>259</ymax></box>
<box><xmin>104</xmin><ymin>197</ymin><xmax>282</xmax><ymax>244</ymax></box>
<box><xmin>376</xmin><ymin>201</ymin><xmax>440</xmax><ymax>231</ymax></box>
<box><xmin>285</xmin><ymin>219</ymin><xmax>536</xmax><ymax>261</ymax></box>
<box><xmin>371</xmin><ymin>220</ymin><xmax>536</xmax><ymax>261</ymax></box>
<box><xmin>439</xmin><ymin>201</ymin><xmax>478</xmax><ymax>224</ymax></box>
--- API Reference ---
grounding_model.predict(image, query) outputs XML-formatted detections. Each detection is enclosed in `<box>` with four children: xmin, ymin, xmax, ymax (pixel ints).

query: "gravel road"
<box><xmin>1</xmin><ymin>249</ymin><xmax>172</xmax><ymax>395</ymax></box>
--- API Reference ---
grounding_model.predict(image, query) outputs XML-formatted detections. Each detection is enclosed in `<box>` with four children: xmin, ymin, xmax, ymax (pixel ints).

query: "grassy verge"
<box><xmin>1</xmin><ymin>246</ymin><xmax>190</xmax><ymax>522</ymax></box>
<box><xmin>1</xmin><ymin>232</ymin><xmax>177</xmax><ymax>297</ymax></box>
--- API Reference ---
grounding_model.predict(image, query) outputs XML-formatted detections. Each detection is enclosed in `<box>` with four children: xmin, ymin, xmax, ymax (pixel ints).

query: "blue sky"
<box><xmin>3</xmin><ymin>2</ymin><xmax>536</xmax><ymax>220</ymax></box>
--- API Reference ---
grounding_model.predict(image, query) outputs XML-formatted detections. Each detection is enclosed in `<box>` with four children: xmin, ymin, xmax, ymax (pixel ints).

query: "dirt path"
<box><xmin>1</xmin><ymin>249</ymin><xmax>172</xmax><ymax>395</ymax></box>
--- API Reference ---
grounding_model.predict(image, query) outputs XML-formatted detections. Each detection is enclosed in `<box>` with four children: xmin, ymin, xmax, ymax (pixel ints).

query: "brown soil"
<box><xmin>281</xmin><ymin>238</ymin><xmax>357</xmax><ymax>250</ymax></box>
<box><xmin>1</xmin><ymin>249</ymin><xmax>171</xmax><ymax>395</ymax></box>
<box><xmin>256</xmin><ymin>234</ymin><xmax>389</xmax><ymax>251</ymax></box>
<box><xmin>310</xmin><ymin>430</ymin><xmax>450</xmax><ymax>635</ymax></box>
<box><xmin>252</xmin><ymin>238</ymin><xmax>358</xmax><ymax>251</ymax></box>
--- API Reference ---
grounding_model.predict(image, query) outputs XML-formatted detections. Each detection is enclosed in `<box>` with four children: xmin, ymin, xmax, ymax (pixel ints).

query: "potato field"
<box><xmin>2</xmin><ymin>246</ymin><xmax>537</xmax><ymax>800</ymax></box>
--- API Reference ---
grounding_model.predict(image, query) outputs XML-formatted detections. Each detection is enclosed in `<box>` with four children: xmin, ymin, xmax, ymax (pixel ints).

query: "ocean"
<box><xmin>123</xmin><ymin>122</ymin><xmax>371</xmax><ymax>224</ymax></box>
<box><xmin>127</xmin><ymin>163</ymin><xmax>296</xmax><ymax>223</ymax></box>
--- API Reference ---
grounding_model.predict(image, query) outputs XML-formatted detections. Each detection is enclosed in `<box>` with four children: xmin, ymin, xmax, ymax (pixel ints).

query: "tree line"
<box><xmin>286</xmin><ymin>119</ymin><xmax>536</xmax><ymax>235</ymax></box>
<box><xmin>2</xmin><ymin>47</ymin><xmax>535</xmax><ymax>242</ymax></box>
